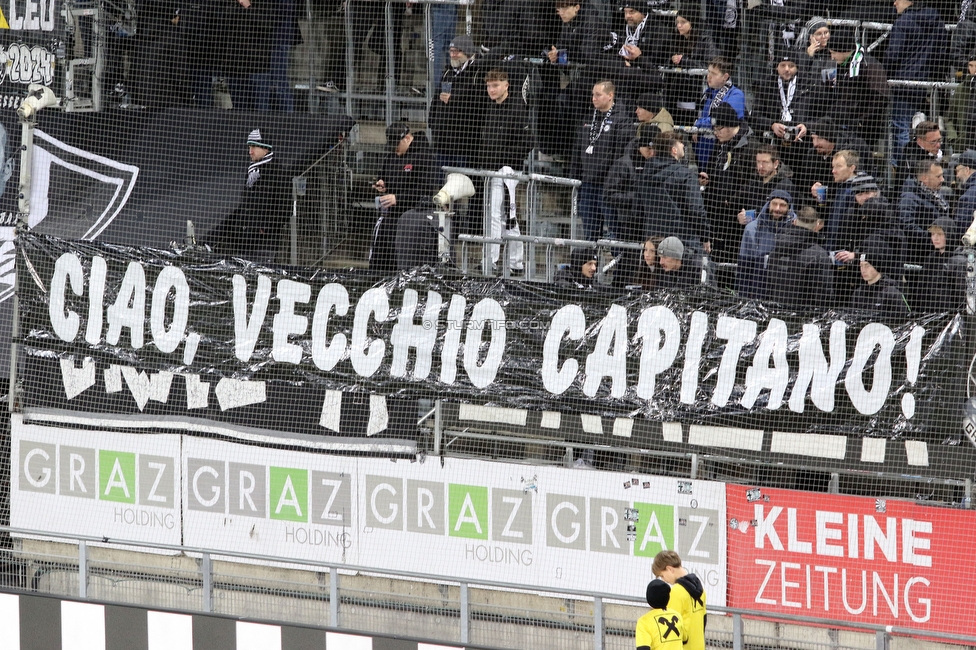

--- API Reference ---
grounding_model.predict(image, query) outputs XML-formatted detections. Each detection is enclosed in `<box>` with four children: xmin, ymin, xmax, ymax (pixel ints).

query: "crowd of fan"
<box><xmin>372</xmin><ymin>0</ymin><xmax>976</xmax><ymax>318</ymax></box>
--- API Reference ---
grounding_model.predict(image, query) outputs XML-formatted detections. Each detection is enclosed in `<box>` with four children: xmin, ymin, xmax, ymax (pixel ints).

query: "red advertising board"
<box><xmin>726</xmin><ymin>484</ymin><xmax>976</xmax><ymax>636</ymax></box>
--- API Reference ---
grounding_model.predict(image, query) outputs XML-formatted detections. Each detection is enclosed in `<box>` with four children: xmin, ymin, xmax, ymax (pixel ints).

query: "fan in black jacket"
<box><xmin>765</xmin><ymin>207</ymin><xmax>834</xmax><ymax>311</ymax></box>
<box><xmin>371</xmin><ymin>125</ymin><xmax>439</xmax><ymax>275</ymax></box>
<box><xmin>481</xmin><ymin>68</ymin><xmax>531</xmax><ymax>273</ymax></box>
<box><xmin>211</xmin><ymin>128</ymin><xmax>289</xmax><ymax>263</ymax></box>
<box><xmin>750</xmin><ymin>51</ymin><xmax>814</xmax><ymax>170</ymax></box>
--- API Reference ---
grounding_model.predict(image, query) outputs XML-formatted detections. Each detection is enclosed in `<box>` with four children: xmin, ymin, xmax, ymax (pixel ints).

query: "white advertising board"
<box><xmin>11</xmin><ymin>414</ymin><xmax>181</xmax><ymax>546</ymax></box>
<box><xmin>182</xmin><ymin>436</ymin><xmax>355</xmax><ymax>564</ymax></box>
<box><xmin>180</xmin><ymin>435</ymin><xmax>726</xmax><ymax>602</ymax></box>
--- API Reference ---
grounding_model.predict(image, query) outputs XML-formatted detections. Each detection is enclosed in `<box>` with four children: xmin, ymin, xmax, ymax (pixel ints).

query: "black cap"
<box><xmin>636</xmin><ymin>92</ymin><xmax>665</xmax><ymax>112</ymax></box>
<box><xmin>710</xmin><ymin>103</ymin><xmax>740</xmax><ymax>128</ymax></box>
<box><xmin>860</xmin><ymin>235</ymin><xmax>892</xmax><ymax>274</ymax></box>
<box><xmin>828</xmin><ymin>26</ymin><xmax>856</xmax><ymax>52</ymax></box>
<box><xmin>958</xmin><ymin>149</ymin><xmax>976</xmax><ymax>169</ymax></box>
<box><xmin>929</xmin><ymin>217</ymin><xmax>956</xmax><ymax>233</ymax></box>
<box><xmin>774</xmin><ymin>46</ymin><xmax>797</xmax><ymax>64</ymax></box>
<box><xmin>636</xmin><ymin>124</ymin><xmax>657</xmax><ymax>148</ymax></box>
<box><xmin>809</xmin><ymin>118</ymin><xmax>840</xmax><ymax>144</ymax></box>
<box><xmin>385</xmin><ymin>122</ymin><xmax>411</xmax><ymax>151</ymax></box>
<box><xmin>449</xmin><ymin>35</ymin><xmax>476</xmax><ymax>55</ymax></box>
<box><xmin>646</xmin><ymin>579</ymin><xmax>672</xmax><ymax>609</ymax></box>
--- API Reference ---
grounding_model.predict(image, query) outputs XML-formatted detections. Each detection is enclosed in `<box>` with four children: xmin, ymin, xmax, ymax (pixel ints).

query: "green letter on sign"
<box><xmin>448</xmin><ymin>484</ymin><xmax>488</xmax><ymax>540</ymax></box>
<box><xmin>632</xmin><ymin>503</ymin><xmax>674</xmax><ymax>557</ymax></box>
<box><xmin>270</xmin><ymin>467</ymin><xmax>308</xmax><ymax>522</ymax></box>
<box><xmin>99</xmin><ymin>450</ymin><xmax>136</xmax><ymax>504</ymax></box>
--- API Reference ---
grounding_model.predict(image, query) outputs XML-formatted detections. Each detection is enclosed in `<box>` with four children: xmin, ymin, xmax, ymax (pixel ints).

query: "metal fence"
<box><xmin>1</xmin><ymin>526</ymin><xmax>973</xmax><ymax>650</ymax></box>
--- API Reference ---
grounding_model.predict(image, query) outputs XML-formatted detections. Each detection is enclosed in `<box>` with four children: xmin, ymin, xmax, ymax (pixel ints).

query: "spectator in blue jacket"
<box><xmin>694</xmin><ymin>57</ymin><xmax>746</xmax><ymax>167</ymax></box>
<box><xmin>737</xmin><ymin>189</ymin><xmax>796</xmax><ymax>299</ymax></box>
<box><xmin>886</xmin><ymin>0</ymin><xmax>949</xmax><ymax>155</ymax></box>
<box><xmin>953</xmin><ymin>149</ymin><xmax>976</xmax><ymax>239</ymax></box>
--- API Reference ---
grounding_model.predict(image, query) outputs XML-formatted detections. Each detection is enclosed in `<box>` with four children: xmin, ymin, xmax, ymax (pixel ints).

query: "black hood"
<box><xmin>771</xmin><ymin>224</ymin><xmax>820</xmax><ymax>257</ymax></box>
<box><xmin>675</xmin><ymin>573</ymin><xmax>705</xmax><ymax>605</ymax></box>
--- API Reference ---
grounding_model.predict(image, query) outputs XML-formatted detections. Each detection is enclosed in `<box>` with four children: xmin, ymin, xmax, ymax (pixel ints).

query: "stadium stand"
<box><xmin>2</xmin><ymin>2</ymin><xmax>976</xmax><ymax>650</ymax></box>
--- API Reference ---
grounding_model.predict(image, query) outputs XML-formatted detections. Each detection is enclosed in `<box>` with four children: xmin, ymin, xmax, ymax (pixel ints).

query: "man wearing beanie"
<box><xmin>429</xmin><ymin>35</ymin><xmax>487</xmax><ymax>167</ymax></box>
<box><xmin>651</xmin><ymin>551</ymin><xmax>707</xmax><ymax>650</ymax></box>
<box><xmin>605</xmin><ymin>0</ymin><xmax>672</xmax><ymax>103</ymax></box>
<box><xmin>851</xmin><ymin>235</ymin><xmax>911</xmax><ymax>320</ymax></box>
<box><xmin>750</xmin><ymin>48</ymin><xmax>813</xmax><ymax>171</ymax></box>
<box><xmin>737</xmin><ymin>189</ymin><xmax>796</xmax><ymax>299</ymax></box>
<box><xmin>701</xmin><ymin>102</ymin><xmax>753</xmax><ymax>280</ymax></box>
<box><xmin>808</xmin><ymin>26</ymin><xmax>888</xmax><ymax>145</ymax></box>
<box><xmin>657</xmin><ymin>236</ymin><xmax>707</xmax><ymax>291</ymax></box>
<box><xmin>636</xmin><ymin>578</ymin><xmax>686</xmax><ymax>650</ymax></box>
<box><xmin>635</xmin><ymin>93</ymin><xmax>674</xmax><ymax>133</ymax></box>
<box><xmin>211</xmin><ymin>128</ymin><xmax>288</xmax><ymax>262</ymax></box>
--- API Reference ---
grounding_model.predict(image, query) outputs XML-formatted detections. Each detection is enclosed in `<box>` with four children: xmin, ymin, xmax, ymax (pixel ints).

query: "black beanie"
<box><xmin>646</xmin><ymin>579</ymin><xmax>672</xmax><ymax>609</ymax></box>
<box><xmin>828</xmin><ymin>26</ymin><xmax>857</xmax><ymax>53</ymax></box>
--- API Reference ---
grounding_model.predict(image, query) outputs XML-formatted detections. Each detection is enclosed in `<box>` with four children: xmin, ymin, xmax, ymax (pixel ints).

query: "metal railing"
<box><xmin>457</xmin><ymin>234</ymin><xmax>644</xmax><ymax>283</ymax></box>
<box><xmin>2</xmin><ymin>525</ymin><xmax>974</xmax><ymax>650</ymax></box>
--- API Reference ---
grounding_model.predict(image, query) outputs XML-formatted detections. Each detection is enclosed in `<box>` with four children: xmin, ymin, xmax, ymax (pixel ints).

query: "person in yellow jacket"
<box><xmin>636</xmin><ymin>578</ymin><xmax>687</xmax><ymax>650</ymax></box>
<box><xmin>652</xmin><ymin>551</ymin><xmax>707</xmax><ymax>650</ymax></box>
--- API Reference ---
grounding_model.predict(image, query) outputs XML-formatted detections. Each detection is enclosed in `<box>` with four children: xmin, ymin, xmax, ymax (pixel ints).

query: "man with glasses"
<box><xmin>895</xmin><ymin>121</ymin><xmax>943</xmax><ymax>191</ymax></box>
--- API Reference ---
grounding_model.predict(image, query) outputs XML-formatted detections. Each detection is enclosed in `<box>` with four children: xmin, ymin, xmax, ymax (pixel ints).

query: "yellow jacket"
<box><xmin>636</xmin><ymin>607</ymin><xmax>686</xmax><ymax>650</ymax></box>
<box><xmin>670</xmin><ymin>576</ymin><xmax>707</xmax><ymax>650</ymax></box>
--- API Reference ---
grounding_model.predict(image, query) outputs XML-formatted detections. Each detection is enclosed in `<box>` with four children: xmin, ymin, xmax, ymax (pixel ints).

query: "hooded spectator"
<box><xmin>640</xmin><ymin>131</ymin><xmax>710</xmax><ymax>251</ymax></box>
<box><xmin>915</xmin><ymin>217</ymin><xmax>967</xmax><ymax>312</ymax></box>
<box><xmin>556</xmin><ymin>247</ymin><xmax>600</xmax><ymax>287</ymax></box>
<box><xmin>737</xmin><ymin>189</ymin><xmax>796</xmax><ymax>299</ymax></box>
<box><xmin>605</xmin><ymin>125</ymin><xmax>655</xmax><ymax>242</ymax></box>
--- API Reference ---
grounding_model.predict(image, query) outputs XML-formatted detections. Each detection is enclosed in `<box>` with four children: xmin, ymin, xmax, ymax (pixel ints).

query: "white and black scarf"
<box><xmin>777</xmin><ymin>77</ymin><xmax>797</xmax><ymax>122</ymax></box>
<box><xmin>704</xmin><ymin>79</ymin><xmax>733</xmax><ymax>116</ymax></box>
<box><xmin>918</xmin><ymin>182</ymin><xmax>950</xmax><ymax>213</ymax></box>
<box><xmin>247</xmin><ymin>151</ymin><xmax>274</xmax><ymax>188</ymax></box>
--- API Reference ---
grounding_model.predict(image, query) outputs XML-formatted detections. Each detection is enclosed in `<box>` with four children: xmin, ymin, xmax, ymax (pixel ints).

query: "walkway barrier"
<box><xmin>2</xmin><ymin>526</ymin><xmax>974</xmax><ymax>650</ymax></box>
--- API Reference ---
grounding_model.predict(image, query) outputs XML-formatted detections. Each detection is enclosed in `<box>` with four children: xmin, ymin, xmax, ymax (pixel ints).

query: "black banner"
<box><xmin>16</xmin><ymin>233</ymin><xmax>969</xmax><ymax>451</ymax></box>
<box><xmin>0</xmin><ymin>108</ymin><xmax>354</xmax><ymax>376</ymax></box>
